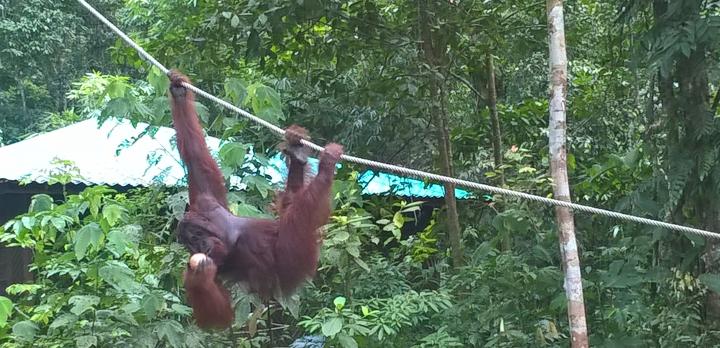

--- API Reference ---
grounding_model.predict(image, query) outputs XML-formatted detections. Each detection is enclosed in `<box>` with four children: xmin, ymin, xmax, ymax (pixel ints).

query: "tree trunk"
<box><xmin>546</xmin><ymin>1</ymin><xmax>589</xmax><ymax>346</ymax></box>
<box><xmin>704</xmin><ymin>217</ymin><xmax>720</xmax><ymax>320</ymax></box>
<box><xmin>680</xmin><ymin>48</ymin><xmax>720</xmax><ymax>321</ymax></box>
<box><xmin>486</xmin><ymin>52</ymin><xmax>505</xmax><ymax>186</ymax></box>
<box><xmin>17</xmin><ymin>79</ymin><xmax>28</xmax><ymax>118</ymax></box>
<box><xmin>418</xmin><ymin>0</ymin><xmax>463</xmax><ymax>267</ymax></box>
<box><xmin>436</xmin><ymin>89</ymin><xmax>463</xmax><ymax>268</ymax></box>
<box><xmin>651</xmin><ymin>0</ymin><xmax>720</xmax><ymax>321</ymax></box>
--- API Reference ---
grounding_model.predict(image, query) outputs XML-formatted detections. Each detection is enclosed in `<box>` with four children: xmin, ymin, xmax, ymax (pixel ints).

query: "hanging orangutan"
<box><xmin>168</xmin><ymin>70</ymin><xmax>343</xmax><ymax>329</ymax></box>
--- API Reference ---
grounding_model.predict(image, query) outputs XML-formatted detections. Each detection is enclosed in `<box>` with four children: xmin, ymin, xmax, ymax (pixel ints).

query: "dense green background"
<box><xmin>1</xmin><ymin>0</ymin><xmax>719</xmax><ymax>347</ymax></box>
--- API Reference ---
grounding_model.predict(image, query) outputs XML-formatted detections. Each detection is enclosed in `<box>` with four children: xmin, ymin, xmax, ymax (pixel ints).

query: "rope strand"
<box><xmin>76</xmin><ymin>0</ymin><xmax>720</xmax><ymax>239</ymax></box>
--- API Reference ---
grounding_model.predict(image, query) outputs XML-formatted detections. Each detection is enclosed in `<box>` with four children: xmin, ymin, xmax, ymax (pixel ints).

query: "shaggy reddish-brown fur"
<box><xmin>169</xmin><ymin>70</ymin><xmax>342</xmax><ymax>330</ymax></box>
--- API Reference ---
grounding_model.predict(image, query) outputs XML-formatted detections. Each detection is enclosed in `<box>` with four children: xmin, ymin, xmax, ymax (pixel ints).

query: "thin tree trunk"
<box><xmin>703</xmin><ymin>216</ymin><xmax>720</xmax><ymax>321</ymax></box>
<box><xmin>437</xmin><ymin>88</ymin><xmax>463</xmax><ymax>267</ymax></box>
<box><xmin>486</xmin><ymin>52</ymin><xmax>505</xmax><ymax>186</ymax></box>
<box><xmin>17</xmin><ymin>79</ymin><xmax>28</xmax><ymax>117</ymax></box>
<box><xmin>419</xmin><ymin>0</ymin><xmax>463</xmax><ymax>267</ymax></box>
<box><xmin>434</xmin><ymin>108</ymin><xmax>463</xmax><ymax>267</ymax></box>
<box><xmin>546</xmin><ymin>1</ymin><xmax>588</xmax><ymax>346</ymax></box>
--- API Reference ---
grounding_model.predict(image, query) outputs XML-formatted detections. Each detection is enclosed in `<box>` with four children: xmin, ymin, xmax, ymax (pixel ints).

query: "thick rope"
<box><xmin>76</xmin><ymin>0</ymin><xmax>720</xmax><ymax>239</ymax></box>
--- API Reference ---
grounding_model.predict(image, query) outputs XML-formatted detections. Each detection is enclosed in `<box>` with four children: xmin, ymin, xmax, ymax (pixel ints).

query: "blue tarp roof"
<box><xmin>0</xmin><ymin>118</ymin><xmax>471</xmax><ymax>199</ymax></box>
<box><xmin>267</xmin><ymin>156</ymin><xmax>471</xmax><ymax>199</ymax></box>
<box><xmin>357</xmin><ymin>170</ymin><xmax>471</xmax><ymax>199</ymax></box>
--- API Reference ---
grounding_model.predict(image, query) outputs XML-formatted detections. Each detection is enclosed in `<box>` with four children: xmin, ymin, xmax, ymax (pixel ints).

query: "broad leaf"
<box><xmin>171</xmin><ymin>303</ymin><xmax>192</xmax><ymax>317</ymax></box>
<box><xmin>321</xmin><ymin>317</ymin><xmax>343</xmax><ymax>337</ymax></box>
<box><xmin>333</xmin><ymin>296</ymin><xmax>346</xmax><ymax>311</ymax></box>
<box><xmin>334</xmin><ymin>230</ymin><xmax>350</xmax><ymax>242</ymax></box>
<box><xmin>106</xmin><ymin>225</ymin><xmax>141</xmax><ymax>257</ymax></box>
<box><xmin>147</xmin><ymin>66</ymin><xmax>170</xmax><ymax>96</ymax></box>
<box><xmin>193</xmin><ymin>101</ymin><xmax>210</xmax><ymax>123</ymax></box>
<box><xmin>76</xmin><ymin>335</ymin><xmax>97</xmax><ymax>348</ymax></box>
<box><xmin>75</xmin><ymin>223</ymin><xmax>104</xmax><ymax>260</ymax></box>
<box><xmin>102</xmin><ymin>204</ymin><xmax>127</xmax><ymax>227</ymax></box>
<box><xmin>99</xmin><ymin>261</ymin><xmax>139</xmax><ymax>292</ymax></box>
<box><xmin>68</xmin><ymin>295</ymin><xmax>100</xmax><ymax>316</ymax></box>
<box><xmin>21</xmin><ymin>216</ymin><xmax>35</xmax><ymax>230</ymax></box>
<box><xmin>106</xmin><ymin>79</ymin><xmax>128</xmax><ymax>98</ymax></box>
<box><xmin>156</xmin><ymin>320</ymin><xmax>184</xmax><ymax>348</ymax></box>
<box><xmin>142</xmin><ymin>292</ymin><xmax>163</xmax><ymax>320</ymax></box>
<box><xmin>49</xmin><ymin>313</ymin><xmax>78</xmax><ymax>330</ymax></box>
<box><xmin>224</xmin><ymin>77</ymin><xmax>247</xmax><ymax>105</ymax></box>
<box><xmin>337</xmin><ymin>332</ymin><xmax>358</xmax><ymax>348</ymax></box>
<box><xmin>29</xmin><ymin>194</ymin><xmax>53</xmax><ymax>212</ymax></box>
<box><xmin>243</xmin><ymin>175</ymin><xmax>271</xmax><ymax>198</ymax></box>
<box><xmin>248</xmin><ymin>83</ymin><xmax>284</xmax><ymax>123</ymax></box>
<box><xmin>5</xmin><ymin>284</ymin><xmax>42</xmax><ymax>296</ymax></box>
<box><xmin>0</xmin><ymin>296</ymin><xmax>12</xmax><ymax>328</ymax></box>
<box><xmin>393</xmin><ymin>212</ymin><xmax>404</xmax><ymax>228</ymax></box>
<box><xmin>277</xmin><ymin>293</ymin><xmax>300</xmax><ymax>319</ymax></box>
<box><xmin>219</xmin><ymin>142</ymin><xmax>249</xmax><ymax>169</ymax></box>
<box><xmin>12</xmin><ymin>320</ymin><xmax>38</xmax><ymax>342</ymax></box>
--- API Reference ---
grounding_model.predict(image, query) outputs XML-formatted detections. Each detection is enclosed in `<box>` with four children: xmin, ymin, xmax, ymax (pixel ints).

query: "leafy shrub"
<box><xmin>0</xmin><ymin>187</ymin><xmax>256</xmax><ymax>347</ymax></box>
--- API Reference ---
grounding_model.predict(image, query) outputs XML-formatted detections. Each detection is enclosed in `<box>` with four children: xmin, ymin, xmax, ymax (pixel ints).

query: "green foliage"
<box><xmin>69</xmin><ymin>72</ymin><xmax>159</xmax><ymax>125</ymax></box>
<box><xmin>412</xmin><ymin>328</ymin><xmax>463</xmax><ymax>348</ymax></box>
<box><xmin>299</xmin><ymin>291</ymin><xmax>453</xmax><ymax>347</ymax></box>
<box><xmin>246</xmin><ymin>82</ymin><xmax>285</xmax><ymax>124</ymax></box>
<box><xmin>0</xmin><ymin>184</ymin><xmax>249</xmax><ymax>347</ymax></box>
<box><xmin>0</xmin><ymin>1</ymin><xmax>116</xmax><ymax>144</ymax></box>
<box><xmin>3</xmin><ymin>0</ymin><xmax>720</xmax><ymax>346</ymax></box>
<box><xmin>0</xmin><ymin>296</ymin><xmax>12</xmax><ymax>328</ymax></box>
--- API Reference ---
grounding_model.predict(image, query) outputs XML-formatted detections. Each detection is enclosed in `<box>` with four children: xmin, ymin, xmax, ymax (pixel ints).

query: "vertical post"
<box><xmin>546</xmin><ymin>1</ymin><xmax>589</xmax><ymax>347</ymax></box>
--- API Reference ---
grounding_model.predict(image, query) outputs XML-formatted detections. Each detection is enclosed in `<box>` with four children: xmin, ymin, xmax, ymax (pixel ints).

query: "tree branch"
<box><xmin>449</xmin><ymin>71</ymin><xmax>481</xmax><ymax>98</ymax></box>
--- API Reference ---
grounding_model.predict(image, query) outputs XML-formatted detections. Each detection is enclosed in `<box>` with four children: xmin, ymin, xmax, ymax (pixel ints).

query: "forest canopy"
<box><xmin>1</xmin><ymin>1</ymin><xmax>719</xmax><ymax>347</ymax></box>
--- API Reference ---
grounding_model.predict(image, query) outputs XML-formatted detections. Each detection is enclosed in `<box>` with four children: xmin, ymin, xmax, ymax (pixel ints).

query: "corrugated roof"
<box><xmin>0</xmin><ymin>118</ymin><xmax>222</xmax><ymax>187</ymax></box>
<box><xmin>0</xmin><ymin>118</ymin><xmax>471</xmax><ymax>199</ymax></box>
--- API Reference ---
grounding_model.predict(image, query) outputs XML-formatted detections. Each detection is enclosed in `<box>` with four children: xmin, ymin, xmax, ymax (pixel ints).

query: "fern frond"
<box><xmin>699</xmin><ymin>147</ymin><xmax>719</xmax><ymax>181</ymax></box>
<box><xmin>664</xmin><ymin>154</ymin><xmax>694</xmax><ymax>213</ymax></box>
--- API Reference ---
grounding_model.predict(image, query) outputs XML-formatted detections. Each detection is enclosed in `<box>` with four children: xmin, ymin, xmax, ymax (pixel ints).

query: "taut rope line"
<box><xmin>76</xmin><ymin>0</ymin><xmax>720</xmax><ymax>239</ymax></box>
